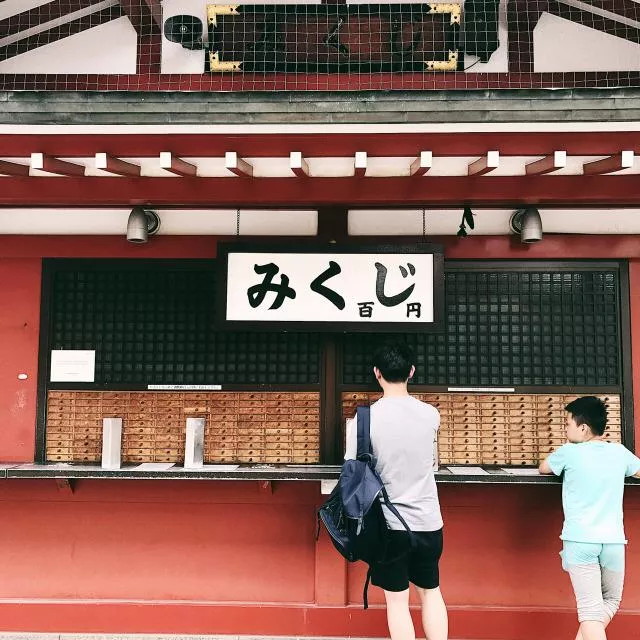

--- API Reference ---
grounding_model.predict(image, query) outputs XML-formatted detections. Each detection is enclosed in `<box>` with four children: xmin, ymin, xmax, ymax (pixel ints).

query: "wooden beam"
<box><xmin>468</xmin><ymin>151</ymin><xmax>500</xmax><ymax>176</ymax></box>
<box><xmin>583</xmin><ymin>151</ymin><xmax>635</xmax><ymax>174</ymax></box>
<box><xmin>225</xmin><ymin>152</ymin><xmax>253</xmax><ymax>177</ymax></box>
<box><xmin>354</xmin><ymin>152</ymin><xmax>367</xmax><ymax>178</ymax></box>
<box><xmin>159</xmin><ymin>152</ymin><xmax>197</xmax><ymax>177</ymax></box>
<box><xmin>410</xmin><ymin>151</ymin><xmax>433</xmax><ymax>176</ymax></box>
<box><xmin>2</xmin><ymin>175</ymin><xmax>640</xmax><ymax>207</ymax></box>
<box><xmin>95</xmin><ymin>153</ymin><xmax>141</xmax><ymax>177</ymax></box>
<box><xmin>31</xmin><ymin>153</ymin><xmax>85</xmax><ymax>177</ymax></box>
<box><xmin>2</xmin><ymin>70</ymin><xmax>640</xmax><ymax>93</ymax></box>
<box><xmin>0</xmin><ymin>160</ymin><xmax>29</xmax><ymax>177</ymax></box>
<box><xmin>507</xmin><ymin>0</ymin><xmax>548</xmax><ymax>73</ymax></box>
<box><xmin>55</xmin><ymin>478</ymin><xmax>75</xmax><ymax>495</ymax></box>
<box><xmin>0</xmin><ymin>6</ymin><xmax>125</xmax><ymax>62</ymax></box>
<box><xmin>118</xmin><ymin>0</ymin><xmax>161</xmax><ymax>35</ymax></box>
<box><xmin>548</xmin><ymin>1</ymin><xmax>640</xmax><ymax>44</ymax></box>
<box><xmin>290</xmin><ymin>152</ymin><xmax>310</xmax><ymax>177</ymax></box>
<box><xmin>0</xmin><ymin>0</ymin><xmax>105</xmax><ymax>38</ymax></box>
<box><xmin>576</xmin><ymin>0</ymin><xmax>640</xmax><ymax>22</ymax></box>
<box><xmin>1</xmin><ymin>131</ymin><xmax>639</xmax><ymax>159</ymax></box>
<box><xmin>317</xmin><ymin>207</ymin><xmax>348</xmax><ymax>242</ymax></box>
<box><xmin>525</xmin><ymin>151</ymin><xmax>567</xmax><ymax>175</ymax></box>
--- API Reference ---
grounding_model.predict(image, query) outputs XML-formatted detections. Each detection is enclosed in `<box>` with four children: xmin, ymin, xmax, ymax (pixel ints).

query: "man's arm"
<box><xmin>344</xmin><ymin>416</ymin><xmax>357</xmax><ymax>460</ymax></box>
<box><xmin>635</xmin><ymin>469</ymin><xmax>640</xmax><ymax>479</ymax></box>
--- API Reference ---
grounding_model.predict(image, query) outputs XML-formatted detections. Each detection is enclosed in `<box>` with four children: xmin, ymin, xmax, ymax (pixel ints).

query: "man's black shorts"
<box><xmin>370</xmin><ymin>528</ymin><xmax>443</xmax><ymax>592</ymax></box>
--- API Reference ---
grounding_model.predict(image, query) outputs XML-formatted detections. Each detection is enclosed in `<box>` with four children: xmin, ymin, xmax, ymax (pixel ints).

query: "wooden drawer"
<box><xmin>264</xmin><ymin>429</ymin><xmax>294</xmax><ymax>440</ymax></box>
<box><xmin>209</xmin><ymin>436</ymin><xmax>239</xmax><ymax>447</ymax></box>
<box><xmin>265</xmin><ymin>441</ymin><xmax>293</xmax><ymax>451</ymax></box>
<box><xmin>292</xmin><ymin>443</ymin><xmax>319</xmax><ymax>452</ymax></box>
<box><xmin>236</xmin><ymin>454</ymin><xmax>264</xmax><ymax>463</ymax></box>
<box><xmin>209</xmin><ymin>448</ymin><xmax>237</xmax><ymax>458</ymax></box>
<box><xmin>292</xmin><ymin>454</ymin><xmax>319</xmax><ymax>463</ymax></box>
<box><xmin>264</xmin><ymin>455</ymin><xmax>293</xmax><ymax>463</ymax></box>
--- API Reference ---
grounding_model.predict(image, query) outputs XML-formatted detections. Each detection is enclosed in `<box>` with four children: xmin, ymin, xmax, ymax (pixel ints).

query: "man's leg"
<box><xmin>415</xmin><ymin>586</ymin><xmax>448</xmax><ymax>640</ymax></box>
<box><xmin>383</xmin><ymin>588</ymin><xmax>416</xmax><ymax>640</ymax></box>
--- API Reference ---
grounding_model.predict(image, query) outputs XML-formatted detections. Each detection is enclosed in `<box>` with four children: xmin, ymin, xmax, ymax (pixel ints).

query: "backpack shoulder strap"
<box><xmin>356</xmin><ymin>405</ymin><xmax>372</xmax><ymax>460</ymax></box>
<box><xmin>379</xmin><ymin>484</ymin><xmax>412</xmax><ymax>533</ymax></box>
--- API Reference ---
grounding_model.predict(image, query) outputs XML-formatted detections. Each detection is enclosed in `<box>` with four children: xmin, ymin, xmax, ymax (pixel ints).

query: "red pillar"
<box><xmin>0</xmin><ymin>258</ymin><xmax>41</xmax><ymax>461</ymax></box>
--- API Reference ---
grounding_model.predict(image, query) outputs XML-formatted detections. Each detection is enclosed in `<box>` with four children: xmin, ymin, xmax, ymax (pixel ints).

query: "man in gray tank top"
<box><xmin>345</xmin><ymin>342</ymin><xmax>447</xmax><ymax>640</ymax></box>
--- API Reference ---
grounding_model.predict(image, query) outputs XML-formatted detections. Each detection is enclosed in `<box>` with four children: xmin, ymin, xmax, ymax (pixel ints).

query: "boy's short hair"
<box><xmin>372</xmin><ymin>342</ymin><xmax>415</xmax><ymax>383</ymax></box>
<box><xmin>565</xmin><ymin>396</ymin><xmax>608</xmax><ymax>436</ymax></box>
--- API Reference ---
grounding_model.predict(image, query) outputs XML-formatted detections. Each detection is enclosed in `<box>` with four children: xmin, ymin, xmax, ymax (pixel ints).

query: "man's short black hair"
<box><xmin>565</xmin><ymin>396</ymin><xmax>608</xmax><ymax>436</ymax></box>
<box><xmin>372</xmin><ymin>342</ymin><xmax>415</xmax><ymax>383</ymax></box>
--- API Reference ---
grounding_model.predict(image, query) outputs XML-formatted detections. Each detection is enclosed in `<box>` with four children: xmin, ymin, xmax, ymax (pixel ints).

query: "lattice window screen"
<box><xmin>1</xmin><ymin>1</ymin><xmax>639</xmax><ymax>91</ymax></box>
<box><xmin>343</xmin><ymin>267</ymin><xmax>622</xmax><ymax>387</ymax></box>
<box><xmin>48</xmin><ymin>262</ymin><xmax>321</xmax><ymax>386</ymax></box>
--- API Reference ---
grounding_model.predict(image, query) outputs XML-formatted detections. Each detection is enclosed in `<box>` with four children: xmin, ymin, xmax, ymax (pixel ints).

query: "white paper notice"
<box><xmin>135</xmin><ymin>463</ymin><xmax>176</xmax><ymax>471</ymax></box>
<box><xmin>503</xmin><ymin>467</ymin><xmax>540</xmax><ymax>476</ymax></box>
<box><xmin>50</xmin><ymin>350</ymin><xmax>95</xmax><ymax>382</ymax></box>
<box><xmin>446</xmin><ymin>466</ymin><xmax>489</xmax><ymax>475</ymax></box>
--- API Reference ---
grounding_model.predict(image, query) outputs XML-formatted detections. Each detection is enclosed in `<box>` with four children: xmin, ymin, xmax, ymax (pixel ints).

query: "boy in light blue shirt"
<box><xmin>540</xmin><ymin>396</ymin><xmax>640</xmax><ymax>640</ymax></box>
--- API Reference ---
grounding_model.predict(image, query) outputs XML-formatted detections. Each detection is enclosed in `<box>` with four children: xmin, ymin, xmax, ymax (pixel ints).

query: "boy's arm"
<box><xmin>538</xmin><ymin>458</ymin><xmax>554</xmax><ymax>475</ymax></box>
<box><xmin>623</xmin><ymin>446</ymin><xmax>640</xmax><ymax>478</ymax></box>
<box><xmin>539</xmin><ymin>444</ymin><xmax>569</xmax><ymax>476</ymax></box>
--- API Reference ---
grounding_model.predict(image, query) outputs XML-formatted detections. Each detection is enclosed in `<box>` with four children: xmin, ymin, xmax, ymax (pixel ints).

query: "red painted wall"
<box><xmin>0</xmin><ymin>258</ymin><xmax>41</xmax><ymax>461</ymax></box>
<box><xmin>0</xmin><ymin>235</ymin><xmax>639</xmax><ymax>639</ymax></box>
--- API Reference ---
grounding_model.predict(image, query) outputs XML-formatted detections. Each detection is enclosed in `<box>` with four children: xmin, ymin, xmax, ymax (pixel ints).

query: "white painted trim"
<box><xmin>354</xmin><ymin>151</ymin><xmax>367</xmax><ymax>168</ymax></box>
<box><xmin>622</xmin><ymin>150</ymin><xmax>635</xmax><ymax>168</ymax></box>
<box><xmin>554</xmin><ymin>151</ymin><xmax>567</xmax><ymax>168</ymax></box>
<box><xmin>0</xmin><ymin>0</ymin><xmax>118</xmax><ymax>48</ymax></box>
<box><xmin>3</xmin><ymin>122</ymin><xmax>640</xmax><ymax>135</ymax></box>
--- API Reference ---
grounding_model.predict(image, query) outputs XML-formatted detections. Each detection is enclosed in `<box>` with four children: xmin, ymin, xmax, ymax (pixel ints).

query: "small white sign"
<box><xmin>147</xmin><ymin>384</ymin><xmax>222</xmax><ymax>390</ymax></box>
<box><xmin>50</xmin><ymin>350</ymin><xmax>95</xmax><ymax>382</ymax></box>
<box><xmin>448</xmin><ymin>387</ymin><xmax>516</xmax><ymax>393</ymax></box>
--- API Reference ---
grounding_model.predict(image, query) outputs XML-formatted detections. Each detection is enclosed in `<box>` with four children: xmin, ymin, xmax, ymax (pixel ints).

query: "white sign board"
<box><xmin>219</xmin><ymin>244</ymin><xmax>443</xmax><ymax>331</ymax></box>
<box><xmin>50</xmin><ymin>350</ymin><xmax>96</xmax><ymax>382</ymax></box>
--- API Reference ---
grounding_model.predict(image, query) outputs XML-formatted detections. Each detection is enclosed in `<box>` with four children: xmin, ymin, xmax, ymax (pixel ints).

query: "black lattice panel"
<box><xmin>49</xmin><ymin>263</ymin><xmax>320</xmax><ymax>386</ymax></box>
<box><xmin>343</xmin><ymin>268</ymin><xmax>621</xmax><ymax>387</ymax></box>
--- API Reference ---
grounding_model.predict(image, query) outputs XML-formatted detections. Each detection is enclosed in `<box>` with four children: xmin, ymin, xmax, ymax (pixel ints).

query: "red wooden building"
<box><xmin>1</xmin><ymin>1</ymin><xmax>640</xmax><ymax>639</ymax></box>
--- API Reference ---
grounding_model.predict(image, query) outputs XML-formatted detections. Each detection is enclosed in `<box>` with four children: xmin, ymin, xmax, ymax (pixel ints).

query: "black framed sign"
<box><xmin>205</xmin><ymin>3</ymin><xmax>462</xmax><ymax>74</ymax></box>
<box><xmin>217</xmin><ymin>243</ymin><xmax>445</xmax><ymax>331</ymax></box>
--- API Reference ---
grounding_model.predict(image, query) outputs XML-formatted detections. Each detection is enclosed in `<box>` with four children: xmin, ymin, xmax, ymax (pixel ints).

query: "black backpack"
<box><xmin>318</xmin><ymin>405</ymin><xmax>413</xmax><ymax>608</ymax></box>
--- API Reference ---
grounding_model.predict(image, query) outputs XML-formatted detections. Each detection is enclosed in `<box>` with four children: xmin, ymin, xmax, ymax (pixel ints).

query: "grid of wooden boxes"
<box><xmin>341</xmin><ymin>393</ymin><xmax>622</xmax><ymax>466</ymax></box>
<box><xmin>46</xmin><ymin>391</ymin><xmax>320</xmax><ymax>464</ymax></box>
<box><xmin>47</xmin><ymin>391</ymin><xmax>621</xmax><ymax>466</ymax></box>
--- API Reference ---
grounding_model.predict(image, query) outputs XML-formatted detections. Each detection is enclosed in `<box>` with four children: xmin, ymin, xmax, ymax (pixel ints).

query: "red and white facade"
<box><xmin>2</xmin><ymin>1</ymin><xmax>640</xmax><ymax>639</ymax></box>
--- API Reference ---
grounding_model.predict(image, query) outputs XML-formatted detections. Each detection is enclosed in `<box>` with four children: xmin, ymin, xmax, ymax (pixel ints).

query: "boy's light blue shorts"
<box><xmin>560</xmin><ymin>541</ymin><xmax>626</xmax><ymax>623</ymax></box>
<box><xmin>561</xmin><ymin>541</ymin><xmax>626</xmax><ymax>572</ymax></box>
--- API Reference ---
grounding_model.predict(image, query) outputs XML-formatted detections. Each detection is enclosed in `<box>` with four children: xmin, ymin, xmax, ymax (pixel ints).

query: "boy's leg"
<box><xmin>415</xmin><ymin>585</ymin><xmax>448</xmax><ymax>640</ymax></box>
<box><xmin>600</xmin><ymin>544</ymin><xmax>625</xmax><ymax>622</ymax></box>
<box><xmin>567</xmin><ymin>564</ymin><xmax>608</xmax><ymax>640</ymax></box>
<box><xmin>574</xmin><ymin>562</ymin><xmax>624</xmax><ymax>640</ymax></box>
<box><xmin>562</xmin><ymin>542</ymin><xmax>608</xmax><ymax>640</ymax></box>
<box><xmin>383</xmin><ymin>588</ymin><xmax>416</xmax><ymax>640</ymax></box>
